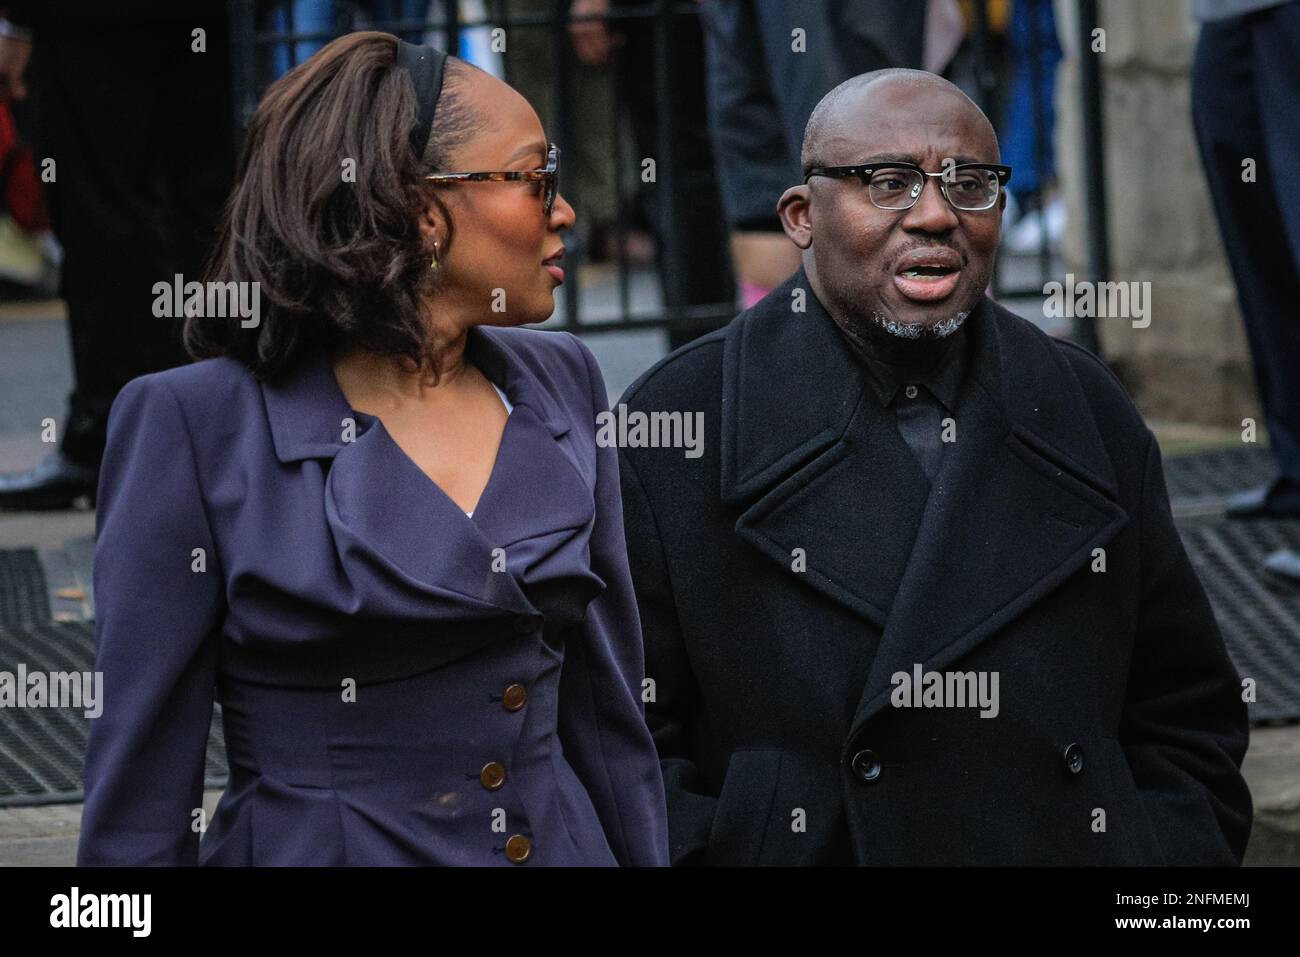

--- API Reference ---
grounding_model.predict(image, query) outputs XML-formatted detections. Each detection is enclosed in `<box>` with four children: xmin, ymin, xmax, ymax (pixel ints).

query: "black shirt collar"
<box><xmin>852</xmin><ymin>322</ymin><xmax>970</xmax><ymax>413</ymax></box>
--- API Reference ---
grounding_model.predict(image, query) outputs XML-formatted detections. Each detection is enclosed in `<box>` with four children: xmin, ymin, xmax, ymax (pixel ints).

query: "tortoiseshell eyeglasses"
<box><xmin>424</xmin><ymin>143</ymin><xmax>561</xmax><ymax>216</ymax></box>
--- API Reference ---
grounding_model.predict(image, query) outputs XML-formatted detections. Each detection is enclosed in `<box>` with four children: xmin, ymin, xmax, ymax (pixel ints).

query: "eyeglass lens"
<box><xmin>867</xmin><ymin>167</ymin><xmax>1000</xmax><ymax>211</ymax></box>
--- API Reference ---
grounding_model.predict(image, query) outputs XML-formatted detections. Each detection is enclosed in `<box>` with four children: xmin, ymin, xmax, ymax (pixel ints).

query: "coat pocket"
<box><xmin>250</xmin><ymin>776</ymin><xmax>348</xmax><ymax>866</ymax></box>
<box><xmin>1100</xmin><ymin>737</ymin><xmax>1165</xmax><ymax>865</ymax></box>
<box><xmin>705</xmin><ymin>749</ymin><xmax>783</xmax><ymax>866</ymax></box>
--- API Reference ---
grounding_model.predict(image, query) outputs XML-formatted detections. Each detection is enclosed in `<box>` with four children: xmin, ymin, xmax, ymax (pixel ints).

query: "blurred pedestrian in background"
<box><xmin>1192</xmin><ymin>0</ymin><xmax>1300</xmax><ymax>582</ymax></box>
<box><xmin>0</xmin><ymin>1</ymin><xmax>234</xmax><ymax>510</ymax></box>
<box><xmin>0</xmin><ymin>94</ymin><xmax>51</xmax><ymax>296</ymax></box>
<box><xmin>569</xmin><ymin>0</ymin><xmax>736</xmax><ymax>348</ymax></box>
<box><xmin>697</xmin><ymin>0</ymin><xmax>928</xmax><ymax>309</ymax></box>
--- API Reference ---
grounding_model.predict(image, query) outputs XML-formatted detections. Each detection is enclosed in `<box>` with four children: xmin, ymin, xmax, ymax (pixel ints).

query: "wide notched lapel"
<box><xmin>720</xmin><ymin>268</ymin><xmax>930</xmax><ymax>629</ymax></box>
<box><xmin>845</xmin><ymin>300</ymin><xmax>1130</xmax><ymax>741</ymax></box>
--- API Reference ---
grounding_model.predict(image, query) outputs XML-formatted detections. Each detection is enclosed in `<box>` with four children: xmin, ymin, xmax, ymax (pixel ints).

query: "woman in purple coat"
<box><xmin>76</xmin><ymin>32</ymin><xmax>669</xmax><ymax>866</ymax></box>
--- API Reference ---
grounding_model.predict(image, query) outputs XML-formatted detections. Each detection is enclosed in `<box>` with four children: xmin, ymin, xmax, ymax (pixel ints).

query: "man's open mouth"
<box><xmin>893</xmin><ymin>248</ymin><xmax>963</xmax><ymax>302</ymax></box>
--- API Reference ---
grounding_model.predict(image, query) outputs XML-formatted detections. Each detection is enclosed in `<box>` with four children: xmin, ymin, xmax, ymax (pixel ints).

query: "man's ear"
<box><xmin>777</xmin><ymin>185</ymin><xmax>813</xmax><ymax>250</ymax></box>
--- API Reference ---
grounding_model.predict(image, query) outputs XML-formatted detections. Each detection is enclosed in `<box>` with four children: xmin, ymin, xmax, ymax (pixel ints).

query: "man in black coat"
<box><xmin>617</xmin><ymin>69</ymin><xmax>1252</xmax><ymax>865</ymax></box>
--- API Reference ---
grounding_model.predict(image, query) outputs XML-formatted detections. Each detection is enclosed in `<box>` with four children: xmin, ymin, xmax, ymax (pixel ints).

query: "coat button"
<box><xmin>904</xmin><ymin>384</ymin><xmax>919</xmax><ymax>399</ymax></box>
<box><xmin>1063</xmin><ymin>743</ymin><xmax>1085</xmax><ymax>776</ymax></box>
<box><xmin>505</xmin><ymin>834</ymin><xmax>532</xmax><ymax>864</ymax></box>
<box><xmin>850</xmin><ymin>748</ymin><xmax>882</xmax><ymax>783</ymax></box>
<box><xmin>479</xmin><ymin>761</ymin><xmax>507</xmax><ymax>790</ymax></box>
<box><xmin>513</xmin><ymin>614</ymin><xmax>544</xmax><ymax>634</ymax></box>
<box><xmin>502</xmin><ymin>683</ymin><xmax>528</xmax><ymax>712</ymax></box>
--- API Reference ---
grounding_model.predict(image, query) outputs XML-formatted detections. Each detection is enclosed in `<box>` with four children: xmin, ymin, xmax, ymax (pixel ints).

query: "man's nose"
<box><xmin>899</xmin><ymin>176</ymin><xmax>960</xmax><ymax>233</ymax></box>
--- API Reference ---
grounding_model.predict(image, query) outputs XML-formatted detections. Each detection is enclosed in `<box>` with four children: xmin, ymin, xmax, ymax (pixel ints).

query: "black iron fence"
<box><xmin>227</xmin><ymin>0</ymin><xmax>1107</xmax><ymax>353</ymax></box>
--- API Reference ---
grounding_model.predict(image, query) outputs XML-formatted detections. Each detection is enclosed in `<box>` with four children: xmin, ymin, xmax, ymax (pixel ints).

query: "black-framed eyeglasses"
<box><xmin>803</xmin><ymin>161</ymin><xmax>1012</xmax><ymax>211</ymax></box>
<box><xmin>424</xmin><ymin>143</ymin><xmax>561</xmax><ymax>216</ymax></box>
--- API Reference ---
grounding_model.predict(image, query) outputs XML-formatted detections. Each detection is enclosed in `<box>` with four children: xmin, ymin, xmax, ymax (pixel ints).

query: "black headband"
<box><xmin>396</xmin><ymin>39</ymin><xmax>448</xmax><ymax>159</ymax></box>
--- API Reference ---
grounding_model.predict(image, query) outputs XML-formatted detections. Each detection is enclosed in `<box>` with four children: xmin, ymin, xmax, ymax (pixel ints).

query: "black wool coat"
<box><xmin>616</xmin><ymin>265</ymin><xmax>1252</xmax><ymax>866</ymax></box>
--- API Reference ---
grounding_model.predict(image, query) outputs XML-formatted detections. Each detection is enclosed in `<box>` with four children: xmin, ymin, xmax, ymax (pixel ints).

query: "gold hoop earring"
<box><xmin>430</xmin><ymin>240</ymin><xmax>440</xmax><ymax>271</ymax></box>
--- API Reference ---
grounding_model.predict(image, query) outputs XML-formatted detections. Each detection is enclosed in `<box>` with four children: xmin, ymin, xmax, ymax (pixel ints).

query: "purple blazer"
<box><xmin>77</xmin><ymin>324</ymin><xmax>670</xmax><ymax>866</ymax></box>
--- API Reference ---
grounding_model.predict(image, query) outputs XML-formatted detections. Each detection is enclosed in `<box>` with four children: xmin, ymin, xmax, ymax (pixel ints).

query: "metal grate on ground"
<box><xmin>0</xmin><ymin>548</ymin><xmax>51</xmax><ymax>627</ymax></box>
<box><xmin>1164</xmin><ymin>445</ymin><xmax>1277</xmax><ymax>509</ymax></box>
<box><xmin>0</xmin><ymin>620</ymin><xmax>228</xmax><ymax>807</ymax></box>
<box><xmin>1179</xmin><ymin>518</ymin><xmax>1300</xmax><ymax>725</ymax></box>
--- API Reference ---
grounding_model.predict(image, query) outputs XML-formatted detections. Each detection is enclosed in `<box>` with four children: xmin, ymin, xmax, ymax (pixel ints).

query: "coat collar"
<box><xmin>720</xmin><ymin>264</ymin><xmax>1120</xmax><ymax>503</ymax></box>
<box><xmin>261</xmin><ymin>323</ymin><xmax>571</xmax><ymax>465</ymax></box>
<box><xmin>255</xmin><ymin>324</ymin><xmax>597</xmax><ymax>627</ymax></box>
<box><xmin>719</xmin><ymin>265</ymin><xmax>1129</xmax><ymax>744</ymax></box>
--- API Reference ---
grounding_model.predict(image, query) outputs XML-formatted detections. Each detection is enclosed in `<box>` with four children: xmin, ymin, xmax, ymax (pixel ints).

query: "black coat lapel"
<box><xmin>717</xmin><ymin>270</ymin><xmax>1132</xmax><ymax>739</ymax></box>
<box><xmin>720</xmin><ymin>267</ymin><xmax>930</xmax><ymax>628</ymax></box>
<box><xmin>847</xmin><ymin>299</ymin><xmax>1130</xmax><ymax>738</ymax></box>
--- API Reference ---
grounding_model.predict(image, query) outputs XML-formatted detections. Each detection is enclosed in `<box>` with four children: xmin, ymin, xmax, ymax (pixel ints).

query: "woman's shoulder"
<box><xmin>112</xmin><ymin>356</ymin><xmax>262</xmax><ymax>431</ymax></box>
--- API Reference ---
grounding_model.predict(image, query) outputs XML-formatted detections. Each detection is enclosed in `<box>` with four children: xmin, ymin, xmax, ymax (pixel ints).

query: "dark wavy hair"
<box><xmin>185</xmin><ymin>31</ymin><xmax>484</xmax><ymax>381</ymax></box>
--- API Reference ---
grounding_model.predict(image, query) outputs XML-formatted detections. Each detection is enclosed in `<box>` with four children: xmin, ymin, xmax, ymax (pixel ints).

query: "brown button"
<box><xmin>503</xmin><ymin>683</ymin><xmax>528</xmax><ymax>712</ymax></box>
<box><xmin>479</xmin><ymin>761</ymin><xmax>506</xmax><ymax>791</ymax></box>
<box><xmin>505</xmin><ymin>834</ymin><xmax>532</xmax><ymax>864</ymax></box>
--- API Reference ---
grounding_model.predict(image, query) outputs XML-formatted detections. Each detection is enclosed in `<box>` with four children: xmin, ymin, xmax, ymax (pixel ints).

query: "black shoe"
<box><xmin>0</xmin><ymin>451</ymin><xmax>98</xmax><ymax>511</ymax></box>
<box><xmin>1225</xmin><ymin>477</ymin><xmax>1300</xmax><ymax>520</ymax></box>
<box><xmin>1263</xmin><ymin>548</ymin><xmax>1300</xmax><ymax>585</ymax></box>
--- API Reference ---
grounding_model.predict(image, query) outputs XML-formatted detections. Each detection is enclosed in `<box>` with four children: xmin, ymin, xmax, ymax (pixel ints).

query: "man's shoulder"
<box><xmin>1047</xmin><ymin>332</ymin><xmax>1148</xmax><ymax>434</ymax></box>
<box><xmin>987</xmin><ymin>300</ymin><xmax>1145</xmax><ymax>428</ymax></box>
<box><xmin>619</xmin><ymin>325</ymin><xmax>729</xmax><ymax>411</ymax></box>
<box><xmin>977</xmin><ymin>302</ymin><xmax>1157</xmax><ymax>494</ymax></box>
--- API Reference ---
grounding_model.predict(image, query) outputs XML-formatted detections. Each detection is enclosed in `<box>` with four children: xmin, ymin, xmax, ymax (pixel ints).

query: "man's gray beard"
<box><xmin>832</xmin><ymin>306</ymin><xmax>971</xmax><ymax>362</ymax></box>
<box><xmin>866</xmin><ymin>308</ymin><xmax>971</xmax><ymax>341</ymax></box>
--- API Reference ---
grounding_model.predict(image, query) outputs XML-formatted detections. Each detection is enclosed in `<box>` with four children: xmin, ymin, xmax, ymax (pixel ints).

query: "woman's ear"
<box><xmin>777</xmin><ymin>185</ymin><xmax>813</xmax><ymax>250</ymax></box>
<box><xmin>416</xmin><ymin>192</ymin><xmax>445</xmax><ymax>246</ymax></box>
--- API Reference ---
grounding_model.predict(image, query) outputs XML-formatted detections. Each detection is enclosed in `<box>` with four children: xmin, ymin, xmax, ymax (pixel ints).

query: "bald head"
<box><xmin>801</xmin><ymin>69</ymin><xmax>999</xmax><ymax>174</ymax></box>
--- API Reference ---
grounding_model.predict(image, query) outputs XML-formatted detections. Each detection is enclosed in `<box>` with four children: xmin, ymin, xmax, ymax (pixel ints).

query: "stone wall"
<box><xmin>1053</xmin><ymin>0</ymin><xmax>1258</xmax><ymax>428</ymax></box>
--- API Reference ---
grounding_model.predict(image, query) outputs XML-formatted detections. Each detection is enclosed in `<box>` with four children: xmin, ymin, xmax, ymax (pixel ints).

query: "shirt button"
<box><xmin>513</xmin><ymin>614</ymin><xmax>544</xmax><ymax>634</ymax></box>
<box><xmin>502</xmin><ymin>683</ymin><xmax>528</xmax><ymax>712</ymax></box>
<box><xmin>479</xmin><ymin>761</ymin><xmax>507</xmax><ymax>791</ymax></box>
<box><xmin>904</xmin><ymin>384</ymin><xmax>919</xmax><ymax>399</ymax></box>
<box><xmin>505</xmin><ymin>834</ymin><xmax>532</xmax><ymax>864</ymax></box>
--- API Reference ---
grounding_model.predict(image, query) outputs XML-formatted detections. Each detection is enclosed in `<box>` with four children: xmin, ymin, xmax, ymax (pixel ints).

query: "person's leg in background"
<box><xmin>157</xmin><ymin>16</ymin><xmax>236</xmax><ymax>349</ymax></box>
<box><xmin>699</xmin><ymin>0</ymin><xmax>925</xmax><ymax>310</ymax></box>
<box><xmin>1250</xmin><ymin>3</ymin><xmax>1300</xmax><ymax>500</ymax></box>
<box><xmin>614</xmin><ymin>2</ymin><xmax>735</xmax><ymax>349</ymax></box>
<box><xmin>496</xmin><ymin>0</ymin><xmax>618</xmax><ymax>263</ymax></box>
<box><xmin>998</xmin><ymin>0</ymin><xmax>1063</xmax><ymax>255</ymax></box>
<box><xmin>0</xmin><ymin>18</ymin><xmax>233</xmax><ymax>509</ymax></box>
<box><xmin>1192</xmin><ymin>4</ymin><xmax>1300</xmax><ymax>579</ymax></box>
<box><xmin>697</xmin><ymin>0</ymin><xmax>801</xmax><ymax>309</ymax></box>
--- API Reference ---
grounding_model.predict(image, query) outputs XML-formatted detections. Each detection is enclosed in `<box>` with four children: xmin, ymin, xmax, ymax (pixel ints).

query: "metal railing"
<box><xmin>226</xmin><ymin>0</ymin><xmax>1108</xmax><ymax>352</ymax></box>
